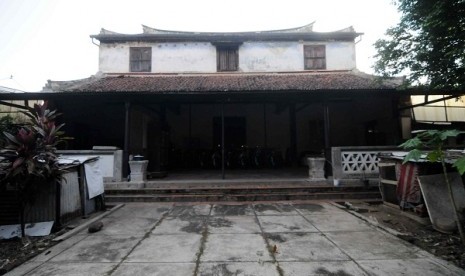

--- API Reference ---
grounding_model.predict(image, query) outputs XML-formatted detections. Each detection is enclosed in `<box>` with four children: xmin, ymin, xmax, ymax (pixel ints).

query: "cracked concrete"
<box><xmin>6</xmin><ymin>201</ymin><xmax>465</xmax><ymax>276</ymax></box>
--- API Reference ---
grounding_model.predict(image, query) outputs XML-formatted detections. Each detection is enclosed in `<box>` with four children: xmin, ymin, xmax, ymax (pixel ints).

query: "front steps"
<box><xmin>104</xmin><ymin>180</ymin><xmax>381</xmax><ymax>203</ymax></box>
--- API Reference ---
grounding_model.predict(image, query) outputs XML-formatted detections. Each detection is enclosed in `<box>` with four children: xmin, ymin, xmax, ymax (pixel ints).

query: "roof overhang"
<box><xmin>91</xmin><ymin>32</ymin><xmax>362</xmax><ymax>43</ymax></box>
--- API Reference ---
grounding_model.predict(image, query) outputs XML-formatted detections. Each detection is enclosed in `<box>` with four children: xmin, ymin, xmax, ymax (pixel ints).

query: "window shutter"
<box><xmin>217</xmin><ymin>46</ymin><xmax>239</xmax><ymax>72</ymax></box>
<box><xmin>130</xmin><ymin>47</ymin><xmax>152</xmax><ymax>72</ymax></box>
<box><xmin>304</xmin><ymin>45</ymin><xmax>326</xmax><ymax>70</ymax></box>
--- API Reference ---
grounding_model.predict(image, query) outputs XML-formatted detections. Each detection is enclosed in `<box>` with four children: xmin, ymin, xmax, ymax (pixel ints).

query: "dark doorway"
<box><xmin>213</xmin><ymin>117</ymin><xmax>246</xmax><ymax>148</ymax></box>
<box><xmin>365</xmin><ymin>120</ymin><xmax>386</xmax><ymax>146</ymax></box>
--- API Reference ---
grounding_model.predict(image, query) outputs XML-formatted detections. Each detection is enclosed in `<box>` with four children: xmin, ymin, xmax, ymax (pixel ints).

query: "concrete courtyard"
<box><xmin>7</xmin><ymin>201</ymin><xmax>465</xmax><ymax>276</ymax></box>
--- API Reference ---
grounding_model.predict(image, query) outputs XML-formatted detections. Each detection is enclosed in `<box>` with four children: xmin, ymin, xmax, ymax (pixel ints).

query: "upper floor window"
<box><xmin>217</xmin><ymin>45</ymin><xmax>239</xmax><ymax>72</ymax></box>
<box><xmin>130</xmin><ymin>47</ymin><xmax>151</xmax><ymax>72</ymax></box>
<box><xmin>304</xmin><ymin>45</ymin><xmax>326</xmax><ymax>70</ymax></box>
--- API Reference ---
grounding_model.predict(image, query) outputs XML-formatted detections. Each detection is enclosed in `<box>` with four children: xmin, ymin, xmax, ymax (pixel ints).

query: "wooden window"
<box><xmin>217</xmin><ymin>46</ymin><xmax>239</xmax><ymax>72</ymax></box>
<box><xmin>130</xmin><ymin>47</ymin><xmax>151</xmax><ymax>72</ymax></box>
<box><xmin>304</xmin><ymin>45</ymin><xmax>326</xmax><ymax>70</ymax></box>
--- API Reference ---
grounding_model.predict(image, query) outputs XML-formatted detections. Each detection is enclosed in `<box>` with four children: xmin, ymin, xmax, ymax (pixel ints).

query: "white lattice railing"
<box><xmin>332</xmin><ymin>146</ymin><xmax>399</xmax><ymax>181</ymax></box>
<box><xmin>341</xmin><ymin>151</ymin><xmax>380</xmax><ymax>174</ymax></box>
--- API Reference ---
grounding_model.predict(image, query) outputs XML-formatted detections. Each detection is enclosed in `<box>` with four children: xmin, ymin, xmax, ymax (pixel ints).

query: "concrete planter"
<box><xmin>129</xmin><ymin>160</ymin><xmax>149</xmax><ymax>182</ymax></box>
<box><xmin>307</xmin><ymin>157</ymin><xmax>325</xmax><ymax>180</ymax></box>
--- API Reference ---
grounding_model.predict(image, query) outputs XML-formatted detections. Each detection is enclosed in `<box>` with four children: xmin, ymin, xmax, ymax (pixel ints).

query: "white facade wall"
<box><xmin>152</xmin><ymin>43</ymin><xmax>217</xmax><ymax>73</ymax></box>
<box><xmin>99</xmin><ymin>41</ymin><xmax>357</xmax><ymax>73</ymax></box>
<box><xmin>99</xmin><ymin>42</ymin><xmax>132</xmax><ymax>72</ymax></box>
<box><xmin>239</xmin><ymin>42</ymin><xmax>302</xmax><ymax>71</ymax></box>
<box><xmin>325</xmin><ymin>42</ymin><xmax>356</xmax><ymax>70</ymax></box>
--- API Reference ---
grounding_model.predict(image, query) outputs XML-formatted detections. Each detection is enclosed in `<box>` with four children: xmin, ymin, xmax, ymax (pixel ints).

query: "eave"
<box><xmin>91</xmin><ymin>32</ymin><xmax>362</xmax><ymax>43</ymax></box>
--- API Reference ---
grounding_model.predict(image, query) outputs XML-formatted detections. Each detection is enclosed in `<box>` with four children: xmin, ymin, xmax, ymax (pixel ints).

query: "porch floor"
<box><xmin>110</xmin><ymin>167</ymin><xmax>343</xmax><ymax>189</ymax></box>
<box><xmin>151</xmin><ymin>167</ymin><xmax>311</xmax><ymax>181</ymax></box>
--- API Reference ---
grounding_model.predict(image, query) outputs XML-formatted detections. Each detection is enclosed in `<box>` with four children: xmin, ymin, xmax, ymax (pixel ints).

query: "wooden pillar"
<box><xmin>263</xmin><ymin>103</ymin><xmax>268</xmax><ymax>147</ymax></box>
<box><xmin>323</xmin><ymin>100</ymin><xmax>331</xmax><ymax>157</ymax></box>
<box><xmin>289</xmin><ymin>103</ymin><xmax>297</xmax><ymax>165</ymax></box>
<box><xmin>123</xmin><ymin>101</ymin><xmax>131</xmax><ymax>178</ymax></box>
<box><xmin>221</xmin><ymin>101</ymin><xmax>225</xmax><ymax>179</ymax></box>
<box><xmin>188</xmin><ymin>104</ymin><xmax>192</xmax><ymax>149</ymax></box>
<box><xmin>159</xmin><ymin>104</ymin><xmax>167</xmax><ymax>172</ymax></box>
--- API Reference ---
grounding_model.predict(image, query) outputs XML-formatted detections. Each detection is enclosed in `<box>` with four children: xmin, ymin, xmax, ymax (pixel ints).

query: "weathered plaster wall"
<box><xmin>99</xmin><ymin>41</ymin><xmax>357</xmax><ymax>73</ymax></box>
<box><xmin>99</xmin><ymin>42</ymin><xmax>216</xmax><ymax>73</ymax></box>
<box><xmin>325</xmin><ymin>42</ymin><xmax>356</xmax><ymax>70</ymax></box>
<box><xmin>99</xmin><ymin>42</ymin><xmax>132</xmax><ymax>72</ymax></box>
<box><xmin>152</xmin><ymin>43</ymin><xmax>217</xmax><ymax>73</ymax></box>
<box><xmin>240</xmin><ymin>41</ymin><xmax>355</xmax><ymax>71</ymax></box>
<box><xmin>239</xmin><ymin>42</ymin><xmax>302</xmax><ymax>71</ymax></box>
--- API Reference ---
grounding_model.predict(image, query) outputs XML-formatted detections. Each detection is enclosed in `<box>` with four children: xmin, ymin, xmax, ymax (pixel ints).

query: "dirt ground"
<box><xmin>0</xmin><ymin>234</ymin><xmax>59</xmax><ymax>275</ymax></box>
<box><xmin>1</xmin><ymin>201</ymin><xmax>465</xmax><ymax>275</ymax></box>
<box><xmin>0</xmin><ymin>210</ymin><xmax>104</xmax><ymax>275</ymax></box>
<box><xmin>343</xmin><ymin>201</ymin><xmax>465</xmax><ymax>270</ymax></box>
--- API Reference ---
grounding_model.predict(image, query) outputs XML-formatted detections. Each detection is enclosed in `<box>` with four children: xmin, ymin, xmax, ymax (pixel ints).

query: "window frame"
<box><xmin>304</xmin><ymin>45</ymin><xmax>326</xmax><ymax>70</ymax></box>
<box><xmin>130</xmin><ymin>47</ymin><xmax>152</xmax><ymax>72</ymax></box>
<box><xmin>216</xmin><ymin>45</ymin><xmax>239</xmax><ymax>72</ymax></box>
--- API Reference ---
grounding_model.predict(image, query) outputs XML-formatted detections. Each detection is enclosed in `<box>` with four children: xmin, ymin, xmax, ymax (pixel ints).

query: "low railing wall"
<box><xmin>331</xmin><ymin>146</ymin><xmax>399</xmax><ymax>184</ymax></box>
<box><xmin>58</xmin><ymin>147</ymin><xmax>123</xmax><ymax>182</ymax></box>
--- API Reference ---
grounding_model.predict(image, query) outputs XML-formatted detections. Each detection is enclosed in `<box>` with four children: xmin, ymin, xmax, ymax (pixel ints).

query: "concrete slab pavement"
<box><xmin>6</xmin><ymin>201</ymin><xmax>465</xmax><ymax>276</ymax></box>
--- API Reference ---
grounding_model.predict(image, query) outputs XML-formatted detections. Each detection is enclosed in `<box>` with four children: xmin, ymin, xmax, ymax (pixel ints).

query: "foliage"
<box><xmin>374</xmin><ymin>0</ymin><xmax>465</xmax><ymax>90</ymax></box>
<box><xmin>400</xmin><ymin>130</ymin><xmax>465</xmax><ymax>174</ymax></box>
<box><xmin>0</xmin><ymin>102</ymin><xmax>67</xmax><ymax>237</ymax></box>
<box><xmin>0</xmin><ymin>115</ymin><xmax>15</xmax><ymax>145</ymax></box>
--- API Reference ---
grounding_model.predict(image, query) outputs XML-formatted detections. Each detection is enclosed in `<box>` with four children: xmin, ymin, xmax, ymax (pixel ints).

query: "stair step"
<box><xmin>105</xmin><ymin>191</ymin><xmax>381</xmax><ymax>203</ymax></box>
<box><xmin>105</xmin><ymin>186</ymin><xmax>378</xmax><ymax>193</ymax></box>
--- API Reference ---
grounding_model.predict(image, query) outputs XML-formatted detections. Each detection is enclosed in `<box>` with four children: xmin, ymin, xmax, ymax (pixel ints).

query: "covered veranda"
<box><xmin>0</xmin><ymin>87</ymin><xmax>408</xmax><ymax>183</ymax></box>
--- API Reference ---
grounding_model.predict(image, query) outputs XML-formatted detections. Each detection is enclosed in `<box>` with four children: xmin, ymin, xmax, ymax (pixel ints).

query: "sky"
<box><xmin>0</xmin><ymin>0</ymin><xmax>400</xmax><ymax>92</ymax></box>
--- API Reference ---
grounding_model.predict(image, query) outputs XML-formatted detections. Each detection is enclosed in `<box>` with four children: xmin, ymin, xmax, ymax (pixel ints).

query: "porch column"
<box><xmin>289</xmin><ymin>103</ymin><xmax>297</xmax><ymax>165</ymax></box>
<box><xmin>221</xmin><ymin>101</ymin><xmax>225</xmax><ymax>179</ymax></box>
<box><xmin>123</xmin><ymin>101</ymin><xmax>131</xmax><ymax>178</ymax></box>
<box><xmin>263</xmin><ymin>103</ymin><xmax>268</xmax><ymax>147</ymax></box>
<box><xmin>323</xmin><ymin>100</ymin><xmax>331</xmax><ymax>156</ymax></box>
<box><xmin>188</xmin><ymin>104</ymin><xmax>192</xmax><ymax>149</ymax></box>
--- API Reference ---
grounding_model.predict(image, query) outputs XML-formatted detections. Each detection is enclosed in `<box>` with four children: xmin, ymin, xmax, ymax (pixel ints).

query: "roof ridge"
<box><xmin>142</xmin><ymin>22</ymin><xmax>317</xmax><ymax>35</ymax></box>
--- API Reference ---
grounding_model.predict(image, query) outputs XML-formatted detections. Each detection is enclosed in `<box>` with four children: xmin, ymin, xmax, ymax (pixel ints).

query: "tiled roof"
<box><xmin>44</xmin><ymin>71</ymin><xmax>403</xmax><ymax>93</ymax></box>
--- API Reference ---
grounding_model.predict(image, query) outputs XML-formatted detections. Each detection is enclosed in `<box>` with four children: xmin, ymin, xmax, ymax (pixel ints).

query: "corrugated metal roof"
<box><xmin>412</xmin><ymin>95</ymin><xmax>465</xmax><ymax>122</ymax></box>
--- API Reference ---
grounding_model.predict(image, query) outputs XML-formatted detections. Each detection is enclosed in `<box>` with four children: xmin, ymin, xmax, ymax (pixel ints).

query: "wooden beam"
<box><xmin>0</xmin><ymin>100</ymin><xmax>32</xmax><ymax>111</ymax></box>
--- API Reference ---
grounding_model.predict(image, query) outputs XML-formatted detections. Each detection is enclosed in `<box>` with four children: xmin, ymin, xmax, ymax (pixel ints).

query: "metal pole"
<box><xmin>221</xmin><ymin>101</ymin><xmax>225</xmax><ymax>179</ymax></box>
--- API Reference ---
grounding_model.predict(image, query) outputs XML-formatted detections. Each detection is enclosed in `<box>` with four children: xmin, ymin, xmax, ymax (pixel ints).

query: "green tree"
<box><xmin>374</xmin><ymin>0</ymin><xmax>465</xmax><ymax>89</ymax></box>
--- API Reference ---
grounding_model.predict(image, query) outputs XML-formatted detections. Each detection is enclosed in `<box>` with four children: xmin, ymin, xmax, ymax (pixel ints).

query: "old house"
<box><xmin>38</xmin><ymin>23</ymin><xmax>405</xmax><ymax>182</ymax></box>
